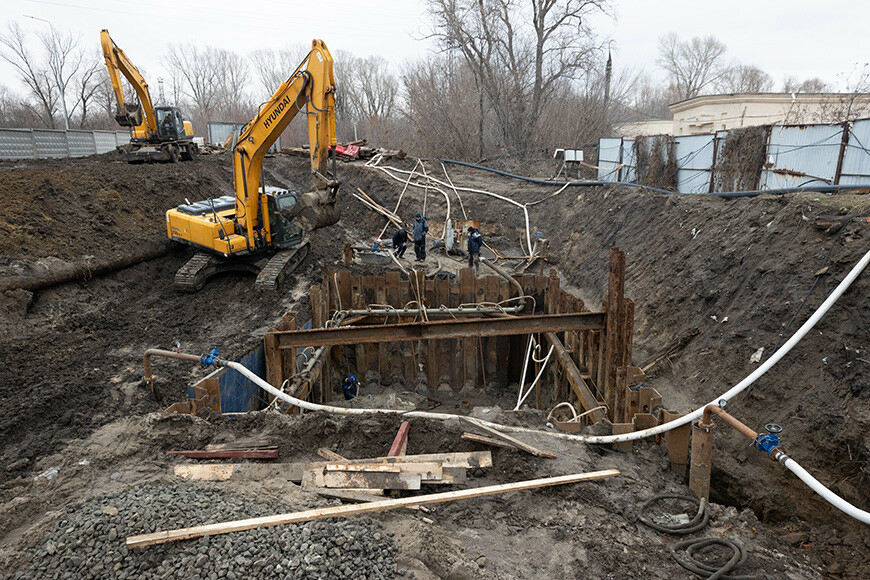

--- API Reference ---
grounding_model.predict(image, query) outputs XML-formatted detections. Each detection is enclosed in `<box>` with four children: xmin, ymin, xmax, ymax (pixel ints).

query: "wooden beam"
<box><xmin>272</xmin><ymin>312</ymin><xmax>606</xmax><ymax>349</ymax></box>
<box><xmin>461</xmin><ymin>432</ymin><xmax>519</xmax><ymax>450</ymax></box>
<box><xmin>388</xmin><ymin>421</ymin><xmax>411</xmax><ymax>457</ymax></box>
<box><xmin>166</xmin><ymin>448</ymin><xmax>277</xmax><ymax>459</ymax></box>
<box><xmin>127</xmin><ymin>470</ymin><xmax>621</xmax><ymax>547</ymax></box>
<box><xmin>544</xmin><ymin>332</ymin><xmax>607</xmax><ymax>423</ymax></box>
<box><xmin>316</xmin><ymin>448</ymin><xmax>348</xmax><ymax>462</ymax></box>
<box><xmin>461</xmin><ymin>419</ymin><xmax>556</xmax><ymax>459</ymax></box>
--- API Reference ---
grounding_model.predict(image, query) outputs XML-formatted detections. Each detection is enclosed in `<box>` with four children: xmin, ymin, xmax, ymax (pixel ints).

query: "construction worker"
<box><xmin>343</xmin><ymin>376</ymin><xmax>360</xmax><ymax>400</ymax></box>
<box><xmin>413</xmin><ymin>212</ymin><xmax>428</xmax><ymax>261</ymax></box>
<box><xmin>392</xmin><ymin>227</ymin><xmax>408</xmax><ymax>258</ymax></box>
<box><xmin>467</xmin><ymin>226</ymin><xmax>483</xmax><ymax>273</ymax></box>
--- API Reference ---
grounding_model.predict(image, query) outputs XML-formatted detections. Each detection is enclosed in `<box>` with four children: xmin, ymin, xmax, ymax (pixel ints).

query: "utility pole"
<box><xmin>25</xmin><ymin>15</ymin><xmax>70</xmax><ymax>130</ymax></box>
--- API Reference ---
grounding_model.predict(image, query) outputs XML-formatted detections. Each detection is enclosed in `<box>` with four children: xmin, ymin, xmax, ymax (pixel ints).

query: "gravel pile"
<box><xmin>11</xmin><ymin>484</ymin><xmax>403</xmax><ymax>580</ymax></box>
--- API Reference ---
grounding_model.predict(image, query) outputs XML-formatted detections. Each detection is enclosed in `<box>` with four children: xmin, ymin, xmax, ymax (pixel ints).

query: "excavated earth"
<box><xmin>0</xmin><ymin>150</ymin><xmax>867</xmax><ymax>579</ymax></box>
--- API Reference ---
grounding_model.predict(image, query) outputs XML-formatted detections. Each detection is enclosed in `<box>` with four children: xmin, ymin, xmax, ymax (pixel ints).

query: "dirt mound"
<box><xmin>0</xmin><ymin>152</ymin><xmax>867</xmax><ymax>577</ymax></box>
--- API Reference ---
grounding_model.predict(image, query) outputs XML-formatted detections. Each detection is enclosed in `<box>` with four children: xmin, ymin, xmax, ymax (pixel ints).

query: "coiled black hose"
<box><xmin>670</xmin><ymin>537</ymin><xmax>754</xmax><ymax>580</ymax></box>
<box><xmin>638</xmin><ymin>493</ymin><xmax>709</xmax><ymax>535</ymax></box>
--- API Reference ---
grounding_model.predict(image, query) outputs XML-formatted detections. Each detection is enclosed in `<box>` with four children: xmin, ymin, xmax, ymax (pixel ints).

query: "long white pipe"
<box><xmin>779</xmin><ymin>455</ymin><xmax>870</xmax><ymax>524</ymax></box>
<box><xmin>218</xmin><ymin>247</ymin><xmax>870</xmax><ymax>522</ymax></box>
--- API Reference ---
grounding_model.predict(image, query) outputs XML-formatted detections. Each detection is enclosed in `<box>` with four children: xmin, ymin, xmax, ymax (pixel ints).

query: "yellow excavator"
<box><xmin>101</xmin><ymin>29</ymin><xmax>199</xmax><ymax>163</ymax></box>
<box><xmin>165</xmin><ymin>39</ymin><xmax>339</xmax><ymax>292</ymax></box>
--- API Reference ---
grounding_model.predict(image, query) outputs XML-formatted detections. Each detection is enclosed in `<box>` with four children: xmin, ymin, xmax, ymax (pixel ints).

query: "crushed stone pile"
<box><xmin>12</xmin><ymin>483</ymin><xmax>404</xmax><ymax>580</ymax></box>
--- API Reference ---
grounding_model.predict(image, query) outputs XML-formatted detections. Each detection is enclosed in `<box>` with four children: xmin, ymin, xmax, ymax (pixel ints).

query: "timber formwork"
<box><xmin>260</xmin><ymin>248</ymin><xmax>689</xmax><ymax>471</ymax></box>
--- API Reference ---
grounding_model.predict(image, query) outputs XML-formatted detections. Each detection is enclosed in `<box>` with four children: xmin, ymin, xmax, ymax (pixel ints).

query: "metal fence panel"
<box><xmin>597</xmin><ymin>138</ymin><xmax>622</xmax><ymax>181</ymax></box>
<box><xmin>32</xmin><ymin>129</ymin><xmax>68</xmax><ymax>158</ymax></box>
<box><xmin>675</xmin><ymin>134</ymin><xmax>715</xmax><ymax>193</ymax></box>
<box><xmin>839</xmin><ymin>119</ymin><xmax>870</xmax><ymax>185</ymax></box>
<box><xmin>0</xmin><ymin>128</ymin><xmax>35</xmax><ymax>159</ymax></box>
<box><xmin>760</xmin><ymin>124</ymin><xmax>844</xmax><ymax>190</ymax></box>
<box><xmin>67</xmin><ymin>130</ymin><xmax>96</xmax><ymax>157</ymax></box>
<box><xmin>620</xmin><ymin>139</ymin><xmax>636</xmax><ymax>182</ymax></box>
<box><xmin>94</xmin><ymin>131</ymin><xmax>118</xmax><ymax>154</ymax></box>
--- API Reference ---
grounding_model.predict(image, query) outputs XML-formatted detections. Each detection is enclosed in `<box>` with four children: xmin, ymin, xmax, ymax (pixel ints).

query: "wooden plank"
<box><xmin>316</xmin><ymin>448</ymin><xmax>348</xmax><ymax>462</ymax></box>
<box><xmin>633</xmin><ymin>412</ymin><xmax>658</xmax><ymax>431</ymax></box>
<box><xmin>311</xmin><ymin>470</ymin><xmax>422</xmax><ymax>491</ymax></box>
<box><xmin>484</xmin><ymin>276</ymin><xmax>499</xmax><ymax>384</ymax></box>
<box><xmin>173</xmin><ymin>452</ymin><xmax>491</xmax><ymax>484</ymax></box>
<box><xmin>323</xmin><ymin>461</ymin><xmax>442</xmax><ymax>480</ymax></box>
<box><xmin>174</xmin><ymin>465</ymin><xmax>235</xmax><ymax>481</ymax></box>
<box><xmin>604</xmin><ymin>248</ymin><xmax>626</xmax><ymax>420</ymax></box>
<box><xmin>615</xmin><ymin>366</ymin><xmax>628</xmax><ymax>424</ymax></box>
<box><xmin>166</xmin><ymin>449</ymin><xmax>277</xmax><ymax>459</ymax></box>
<box><xmin>127</xmin><ymin>470</ymin><xmax>621</xmax><ymax>547</ymax></box>
<box><xmin>544</xmin><ymin>332</ymin><xmax>607</xmax><ymax>423</ymax></box>
<box><xmin>496</xmin><ymin>278</ymin><xmax>511</xmax><ymax>385</ymax></box>
<box><xmin>461</xmin><ymin>432</ymin><xmax>519</xmax><ymax>450</ymax></box>
<box><xmin>205</xmin><ymin>440</ymin><xmax>272</xmax><ymax>452</ymax></box>
<box><xmin>388</xmin><ymin>421</ymin><xmax>411</xmax><ymax>457</ymax></box>
<box><xmin>624</xmin><ymin>299</ymin><xmax>634</xmax><ymax>368</ymax></box>
<box><xmin>461</xmin><ymin>419</ymin><xmax>556</xmax><ymax>459</ymax></box>
<box><xmin>264</xmin><ymin>332</ymin><xmax>282</xmax><ymax>392</ymax></box>
<box><xmin>459</xmin><ymin>268</ymin><xmax>476</xmax><ymax>388</ymax></box>
<box><xmin>661</xmin><ymin>410</ymin><xmax>690</xmax><ymax>476</ymax></box>
<box><xmin>611</xmin><ymin>423</ymin><xmax>634</xmax><ymax>453</ymax></box>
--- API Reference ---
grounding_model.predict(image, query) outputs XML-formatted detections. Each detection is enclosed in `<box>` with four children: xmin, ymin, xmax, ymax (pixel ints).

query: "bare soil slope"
<box><xmin>0</xmin><ymin>152</ymin><xmax>867</xmax><ymax>577</ymax></box>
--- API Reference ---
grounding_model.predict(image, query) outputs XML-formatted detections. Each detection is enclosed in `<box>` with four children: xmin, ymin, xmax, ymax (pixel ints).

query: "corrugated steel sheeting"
<box><xmin>760</xmin><ymin>124</ymin><xmax>844</xmax><ymax>190</ymax></box>
<box><xmin>597</xmin><ymin>138</ymin><xmax>622</xmax><ymax>181</ymax></box>
<box><xmin>839</xmin><ymin>119</ymin><xmax>870</xmax><ymax>185</ymax></box>
<box><xmin>620</xmin><ymin>139</ymin><xmax>636</xmax><ymax>182</ymax></box>
<box><xmin>674</xmin><ymin>134</ymin><xmax>715</xmax><ymax>193</ymax></box>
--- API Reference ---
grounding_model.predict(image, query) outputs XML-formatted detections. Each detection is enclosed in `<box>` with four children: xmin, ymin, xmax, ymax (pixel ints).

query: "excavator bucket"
<box><xmin>114</xmin><ymin>102</ymin><xmax>143</xmax><ymax>127</ymax></box>
<box><xmin>280</xmin><ymin>188</ymin><xmax>340</xmax><ymax>231</ymax></box>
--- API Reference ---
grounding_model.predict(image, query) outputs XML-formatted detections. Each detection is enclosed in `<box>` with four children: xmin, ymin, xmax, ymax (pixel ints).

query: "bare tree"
<box><xmin>426</xmin><ymin>0</ymin><xmax>611</xmax><ymax>153</ymax></box>
<box><xmin>165</xmin><ymin>44</ymin><xmax>254</xmax><ymax>131</ymax></box>
<box><xmin>67</xmin><ymin>48</ymin><xmax>104</xmax><ymax>127</ymax></box>
<box><xmin>0</xmin><ymin>21</ymin><xmax>60</xmax><ymax>127</ymax></box>
<box><xmin>717</xmin><ymin>64</ymin><xmax>773</xmax><ymax>94</ymax></box>
<box><xmin>657</xmin><ymin>33</ymin><xmax>728</xmax><ymax>100</ymax></box>
<box><xmin>249</xmin><ymin>44</ymin><xmax>310</xmax><ymax>99</ymax></box>
<box><xmin>781</xmin><ymin>76</ymin><xmax>830</xmax><ymax>93</ymax></box>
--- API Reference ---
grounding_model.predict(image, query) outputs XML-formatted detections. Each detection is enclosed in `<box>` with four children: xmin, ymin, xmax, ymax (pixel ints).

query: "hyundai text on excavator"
<box><xmin>100</xmin><ymin>29</ymin><xmax>199</xmax><ymax>163</ymax></box>
<box><xmin>165</xmin><ymin>39</ymin><xmax>340</xmax><ymax>292</ymax></box>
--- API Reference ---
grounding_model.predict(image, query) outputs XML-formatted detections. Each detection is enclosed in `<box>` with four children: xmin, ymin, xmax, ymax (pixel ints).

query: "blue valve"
<box><xmin>201</xmin><ymin>347</ymin><xmax>220</xmax><ymax>367</ymax></box>
<box><xmin>753</xmin><ymin>423</ymin><xmax>783</xmax><ymax>456</ymax></box>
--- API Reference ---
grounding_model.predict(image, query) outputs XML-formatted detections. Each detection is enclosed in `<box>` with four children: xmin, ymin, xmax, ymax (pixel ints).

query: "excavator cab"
<box><xmin>263</xmin><ymin>187</ymin><xmax>304</xmax><ymax>248</ymax></box>
<box><xmin>156</xmin><ymin>107</ymin><xmax>187</xmax><ymax>140</ymax></box>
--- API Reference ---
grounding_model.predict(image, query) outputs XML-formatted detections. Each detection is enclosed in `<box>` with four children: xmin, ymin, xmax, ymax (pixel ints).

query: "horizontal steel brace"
<box><xmin>272</xmin><ymin>312</ymin><xmax>606</xmax><ymax>349</ymax></box>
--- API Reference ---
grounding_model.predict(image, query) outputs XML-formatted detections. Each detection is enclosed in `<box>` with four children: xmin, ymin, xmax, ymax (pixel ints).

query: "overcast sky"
<box><xmin>1</xmin><ymin>0</ymin><xmax>868</xmax><ymax>99</ymax></box>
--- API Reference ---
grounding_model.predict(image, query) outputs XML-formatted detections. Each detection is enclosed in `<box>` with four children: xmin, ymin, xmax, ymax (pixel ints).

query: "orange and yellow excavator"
<box><xmin>165</xmin><ymin>39</ymin><xmax>339</xmax><ymax>292</ymax></box>
<box><xmin>101</xmin><ymin>29</ymin><xmax>198</xmax><ymax>163</ymax></box>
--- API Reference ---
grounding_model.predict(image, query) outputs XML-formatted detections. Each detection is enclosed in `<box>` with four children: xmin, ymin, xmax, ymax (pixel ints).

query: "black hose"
<box><xmin>670</xmin><ymin>537</ymin><xmax>754</xmax><ymax>580</ymax></box>
<box><xmin>424</xmin><ymin>158</ymin><xmax>870</xmax><ymax>198</ymax></box>
<box><xmin>638</xmin><ymin>494</ymin><xmax>709</xmax><ymax>534</ymax></box>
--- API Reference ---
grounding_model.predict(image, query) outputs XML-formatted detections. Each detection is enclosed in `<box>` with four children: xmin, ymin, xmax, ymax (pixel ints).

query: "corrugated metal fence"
<box><xmin>0</xmin><ymin>128</ymin><xmax>131</xmax><ymax>160</ymax></box>
<box><xmin>599</xmin><ymin>119</ymin><xmax>870</xmax><ymax>192</ymax></box>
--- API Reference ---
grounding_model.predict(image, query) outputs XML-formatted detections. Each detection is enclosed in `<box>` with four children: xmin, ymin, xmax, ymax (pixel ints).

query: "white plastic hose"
<box><xmin>218</xmin><ymin>246</ymin><xmax>870</xmax><ymax>523</ymax></box>
<box><xmin>780</xmin><ymin>456</ymin><xmax>870</xmax><ymax>524</ymax></box>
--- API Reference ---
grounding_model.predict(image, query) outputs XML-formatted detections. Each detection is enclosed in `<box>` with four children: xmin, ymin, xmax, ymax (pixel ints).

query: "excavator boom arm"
<box><xmin>233</xmin><ymin>39</ymin><xmax>337</xmax><ymax>249</ymax></box>
<box><xmin>100</xmin><ymin>29</ymin><xmax>157</xmax><ymax>135</ymax></box>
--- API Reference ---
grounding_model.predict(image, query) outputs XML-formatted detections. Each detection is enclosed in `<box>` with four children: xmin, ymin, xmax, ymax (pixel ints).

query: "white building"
<box><xmin>615</xmin><ymin>93</ymin><xmax>870</xmax><ymax>137</ymax></box>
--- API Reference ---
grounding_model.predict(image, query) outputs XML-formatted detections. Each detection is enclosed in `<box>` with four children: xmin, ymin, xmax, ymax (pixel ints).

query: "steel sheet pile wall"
<box><xmin>0</xmin><ymin>128</ymin><xmax>131</xmax><ymax>160</ymax></box>
<box><xmin>840</xmin><ymin>119</ymin><xmax>870</xmax><ymax>185</ymax></box>
<box><xmin>599</xmin><ymin>118</ymin><xmax>870</xmax><ymax>193</ymax></box>
<box><xmin>597</xmin><ymin>138</ymin><xmax>623</xmax><ymax>181</ymax></box>
<box><xmin>620</xmin><ymin>139</ymin><xmax>636</xmax><ymax>183</ymax></box>
<box><xmin>760</xmin><ymin>124</ymin><xmax>844</xmax><ymax>190</ymax></box>
<box><xmin>674</xmin><ymin>134</ymin><xmax>715</xmax><ymax>193</ymax></box>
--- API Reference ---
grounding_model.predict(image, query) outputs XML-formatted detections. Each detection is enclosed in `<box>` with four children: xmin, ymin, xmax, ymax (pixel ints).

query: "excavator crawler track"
<box><xmin>255</xmin><ymin>241</ymin><xmax>310</xmax><ymax>291</ymax></box>
<box><xmin>175</xmin><ymin>252</ymin><xmax>263</xmax><ymax>293</ymax></box>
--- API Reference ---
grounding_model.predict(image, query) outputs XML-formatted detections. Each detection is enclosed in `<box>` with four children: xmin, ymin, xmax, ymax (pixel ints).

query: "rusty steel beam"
<box><xmin>543</xmin><ymin>333</ymin><xmax>607</xmax><ymax>423</ymax></box>
<box><xmin>273</xmin><ymin>312</ymin><xmax>606</xmax><ymax>350</ymax></box>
